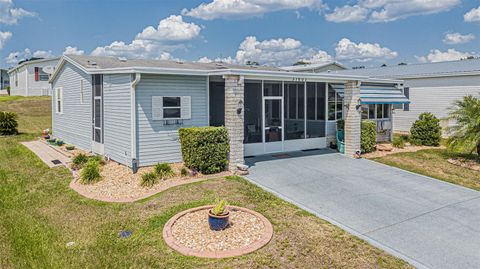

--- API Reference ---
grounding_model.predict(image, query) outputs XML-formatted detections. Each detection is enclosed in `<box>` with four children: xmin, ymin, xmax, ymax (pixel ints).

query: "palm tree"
<box><xmin>446</xmin><ymin>95</ymin><xmax>480</xmax><ymax>156</ymax></box>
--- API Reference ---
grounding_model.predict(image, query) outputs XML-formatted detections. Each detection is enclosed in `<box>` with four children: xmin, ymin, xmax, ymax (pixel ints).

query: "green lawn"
<box><xmin>373</xmin><ymin>149</ymin><xmax>480</xmax><ymax>191</ymax></box>
<box><xmin>0</xmin><ymin>96</ymin><xmax>411</xmax><ymax>268</ymax></box>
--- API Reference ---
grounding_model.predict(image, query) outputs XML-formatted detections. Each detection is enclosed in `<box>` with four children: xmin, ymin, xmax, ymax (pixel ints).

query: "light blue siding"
<box><xmin>136</xmin><ymin>74</ymin><xmax>208</xmax><ymax>166</ymax></box>
<box><xmin>103</xmin><ymin>74</ymin><xmax>132</xmax><ymax>165</ymax></box>
<box><xmin>52</xmin><ymin>62</ymin><xmax>92</xmax><ymax>150</ymax></box>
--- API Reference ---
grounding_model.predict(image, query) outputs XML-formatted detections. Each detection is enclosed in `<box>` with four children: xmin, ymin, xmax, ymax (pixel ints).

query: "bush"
<box><xmin>180</xmin><ymin>167</ymin><xmax>188</xmax><ymax>177</ymax></box>
<box><xmin>141</xmin><ymin>172</ymin><xmax>158</xmax><ymax>187</ymax></box>
<box><xmin>410</xmin><ymin>112</ymin><xmax>441</xmax><ymax>146</ymax></box>
<box><xmin>361</xmin><ymin>120</ymin><xmax>377</xmax><ymax>153</ymax></box>
<box><xmin>89</xmin><ymin>155</ymin><xmax>106</xmax><ymax>165</ymax></box>
<box><xmin>0</xmin><ymin>111</ymin><xmax>18</xmax><ymax>135</ymax></box>
<box><xmin>80</xmin><ymin>159</ymin><xmax>101</xmax><ymax>183</ymax></box>
<box><xmin>179</xmin><ymin>126</ymin><xmax>229</xmax><ymax>174</ymax></box>
<box><xmin>336</xmin><ymin>119</ymin><xmax>345</xmax><ymax>130</ymax></box>
<box><xmin>392</xmin><ymin>136</ymin><xmax>405</xmax><ymax>148</ymax></box>
<box><xmin>154</xmin><ymin>162</ymin><xmax>174</xmax><ymax>179</ymax></box>
<box><xmin>72</xmin><ymin>153</ymin><xmax>89</xmax><ymax>169</ymax></box>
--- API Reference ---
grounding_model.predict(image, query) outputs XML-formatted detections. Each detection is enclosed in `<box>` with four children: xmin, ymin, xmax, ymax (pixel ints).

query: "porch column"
<box><xmin>344</xmin><ymin>81</ymin><xmax>361</xmax><ymax>157</ymax></box>
<box><xmin>223</xmin><ymin>75</ymin><xmax>244</xmax><ymax>171</ymax></box>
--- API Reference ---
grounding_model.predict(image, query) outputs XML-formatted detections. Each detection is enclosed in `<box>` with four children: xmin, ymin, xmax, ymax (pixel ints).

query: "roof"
<box><xmin>280</xmin><ymin>62</ymin><xmax>346</xmax><ymax>72</ymax></box>
<box><xmin>50</xmin><ymin>55</ymin><xmax>403</xmax><ymax>85</ymax></box>
<box><xmin>330</xmin><ymin>83</ymin><xmax>410</xmax><ymax>105</ymax></box>
<box><xmin>329</xmin><ymin>58</ymin><xmax>480</xmax><ymax>79</ymax></box>
<box><xmin>7</xmin><ymin>57</ymin><xmax>60</xmax><ymax>74</ymax></box>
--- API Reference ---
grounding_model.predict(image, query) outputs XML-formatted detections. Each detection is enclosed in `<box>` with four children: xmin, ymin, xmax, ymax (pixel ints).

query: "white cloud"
<box><xmin>0</xmin><ymin>0</ymin><xmax>36</xmax><ymax>24</ymax></box>
<box><xmin>4</xmin><ymin>48</ymin><xmax>54</xmax><ymax>64</ymax></box>
<box><xmin>325</xmin><ymin>5</ymin><xmax>369</xmax><ymax>22</ymax></box>
<box><xmin>416</xmin><ymin>49</ymin><xmax>475</xmax><ymax>63</ymax></box>
<box><xmin>182</xmin><ymin>0</ymin><xmax>325</xmax><ymax>20</ymax></box>
<box><xmin>464</xmin><ymin>6</ymin><xmax>480</xmax><ymax>22</ymax></box>
<box><xmin>325</xmin><ymin>0</ymin><xmax>460</xmax><ymax>23</ymax></box>
<box><xmin>335</xmin><ymin>38</ymin><xmax>397</xmax><ymax>62</ymax></box>
<box><xmin>443</xmin><ymin>32</ymin><xmax>475</xmax><ymax>45</ymax></box>
<box><xmin>91</xmin><ymin>15</ymin><xmax>201</xmax><ymax>59</ymax></box>
<box><xmin>0</xmin><ymin>31</ymin><xmax>12</xmax><ymax>49</ymax></box>
<box><xmin>196</xmin><ymin>56</ymin><xmax>236</xmax><ymax>63</ymax></box>
<box><xmin>32</xmin><ymin>50</ymin><xmax>53</xmax><ymax>58</ymax></box>
<box><xmin>299</xmin><ymin>50</ymin><xmax>333</xmax><ymax>63</ymax></box>
<box><xmin>63</xmin><ymin>46</ymin><xmax>85</xmax><ymax>55</ymax></box>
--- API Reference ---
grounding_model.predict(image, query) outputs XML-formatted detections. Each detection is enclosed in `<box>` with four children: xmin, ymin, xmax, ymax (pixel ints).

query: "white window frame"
<box><xmin>55</xmin><ymin>87</ymin><xmax>63</xmax><ymax>114</ymax></box>
<box><xmin>162</xmin><ymin>96</ymin><xmax>182</xmax><ymax>120</ymax></box>
<box><xmin>152</xmin><ymin>96</ymin><xmax>191</xmax><ymax>121</ymax></box>
<box><xmin>327</xmin><ymin>86</ymin><xmax>343</xmax><ymax>121</ymax></box>
<box><xmin>80</xmin><ymin>80</ymin><xmax>84</xmax><ymax>104</ymax></box>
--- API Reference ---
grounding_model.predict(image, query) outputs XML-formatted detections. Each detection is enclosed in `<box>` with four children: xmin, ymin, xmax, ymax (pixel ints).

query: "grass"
<box><xmin>373</xmin><ymin>149</ymin><xmax>480</xmax><ymax>191</ymax></box>
<box><xmin>0</xmin><ymin>96</ymin><xmax>411</xmax><ymax>268</ymax></box>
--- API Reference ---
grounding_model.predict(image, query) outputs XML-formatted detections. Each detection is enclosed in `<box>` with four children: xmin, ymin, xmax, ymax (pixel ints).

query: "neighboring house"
<box><xmin>329</xmin><ymin>59</ymin><xmax>480</xmax><ymax>133</ymax></box>
<box><xmin>1</xmin><ymin>69</ymin><xmax>9</xmax><ymax>90</ymax></box>
<box><xmin>281</xmin><ymin>62</ymin><xmax>347</xmax><ymax>73</ymax></box>
<box><xmin>49</xmin><ymin>55</ymin><xmax>408</xmax><ymax>171</ymax></box>
<box><xmin>8</xmin><ymin>58</ymin><xmax>60</xmax><ymax>96</ymax></box>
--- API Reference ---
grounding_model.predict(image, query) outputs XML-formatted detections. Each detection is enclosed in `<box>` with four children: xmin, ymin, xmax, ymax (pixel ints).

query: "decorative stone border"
<box><xmin>163</xmin><ymin>205</ymin><xmax>273</xmax><ymax>258</ymax></box>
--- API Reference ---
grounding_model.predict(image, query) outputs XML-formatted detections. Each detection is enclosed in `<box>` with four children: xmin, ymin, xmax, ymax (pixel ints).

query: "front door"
<box><xmin>92</xmin><ymin>74</ymin><xmax>104</xmax><ymax>154</ymax></box>
<box><xmin>263</xmin><ymin>98</ymin><xmax>283</xmax><ymax>153</ymax></box>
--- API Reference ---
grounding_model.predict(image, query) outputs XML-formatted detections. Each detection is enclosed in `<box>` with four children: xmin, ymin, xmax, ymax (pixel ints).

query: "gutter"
<box><xmin>130</xmin><ymin>73</ymin><xmax>141</xmax><ymax>173</ymax></box>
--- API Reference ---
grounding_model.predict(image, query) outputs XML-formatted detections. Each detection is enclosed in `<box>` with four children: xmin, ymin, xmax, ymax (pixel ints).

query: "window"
<box><xmin>55</xmin><ymin>88</ymin><xmax>63</xmax><ymax>113</ymax></box>
<box><xmin>152</xmin><ymin>96</ymin><xmax>191</xmax><ymax>120</ymax></box>
<box><xmin>328</xmin><ymin>85</ymin><xmax>343</xmax><ymax>121</ymax></box>
<box><xmin>34</xmin><ymin>67</ymin><xmax>49</xmax><ymax>81</ymax></box>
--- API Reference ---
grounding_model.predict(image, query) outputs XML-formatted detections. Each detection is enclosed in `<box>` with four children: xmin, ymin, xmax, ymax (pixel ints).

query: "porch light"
<box><xmin>237</xmin><ymin>100</ymin><xmax>244</xmax><ymax>115</ymax></box>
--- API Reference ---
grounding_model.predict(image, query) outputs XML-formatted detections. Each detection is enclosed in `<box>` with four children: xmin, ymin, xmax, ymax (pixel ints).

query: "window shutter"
<box><xmin>403</xmin><ymin>87</ymin><xmax>410</xmax><ymax>111</ymax></box>
<box><xmin>152</xmin><ymin>96</ymin><xmax>163</xmax><ymax>120</ymax></box>
<box><xmin>181</xmin><ymin>96</ymin><xmax>191</xmax><ymax>119</ymax></box>
<box><xmin>34</xmin><ymin>67</ymin><xmax>39</xmax><ymax>81</ymax></box>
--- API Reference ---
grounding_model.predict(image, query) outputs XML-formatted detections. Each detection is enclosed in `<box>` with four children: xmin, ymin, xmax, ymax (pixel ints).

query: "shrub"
<box><xmin>180</xmin><ymin>167</ymin><xmax>188</xmax><ymax>177</ymax></box>
<box><xmin>154</xmin><ymin>162</ymin><xmax>174</xmax><ymax>179</ymax></box>
<box><xmin>392</xmin><ymin>136</ymin><xmax>405</xmax><ymax>148</ymax></box>
<box><xmin>72</xmin><ymin>153</ymin><xmax>89</xmax><ymax>169</ymax></box>
<box><xmin>80</xmin><ymin>159</ymin><xmax>101</xmax><ymax>183</ymax></box>
<box><xmin>361</xmin><ymin>120</ymin><xmax>377</xmax><ymax>153</ymax></box>
<box><xmin>141</xmin><ymin>172</ymin><xmax>158</xmax><ymax>187</ymax></box>
<box><xmin>410</xmin><ymin>112</ymin><xmax>441</xmax><ymax>146</ymax></box>
<box><xmin>0</xmin><ymin>111</ymin><xmax>18</xmax><ymax>135</ymax></box>
<box><xmin>89</xmin><ymin>155</ymin><xmax>106</xmax><ymax>165</ymax></box>
<box><xmin>179</xmin><ymin>126</ymin><xmax>229</xmax><ymax>174</ymax></box>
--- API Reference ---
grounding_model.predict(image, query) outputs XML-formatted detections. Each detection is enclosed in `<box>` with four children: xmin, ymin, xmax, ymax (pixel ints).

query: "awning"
<box><xmin>330</xmin><ymin>83</ymin><xmax>410</xmax><ymax>105</ymax></box>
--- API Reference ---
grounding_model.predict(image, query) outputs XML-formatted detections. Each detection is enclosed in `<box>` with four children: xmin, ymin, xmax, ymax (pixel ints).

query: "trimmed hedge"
<box><xmin>410</xmin><ymin>112</ymin><xmax>441</xmax><ymax>146</ymax></box>
<box><xmin>0</xmin><ymin>111</ymin><xmax>18</xmax><ymax>135</ymax></box>
<box><xmin>179</xmin><ymin>126</ymin><xmax>229</xmax><ymax>174</ymax></box>
<box><xmin>361</xmin><ymin>120</ymin><xmax>377</xmax><ymax>153</ymax></box>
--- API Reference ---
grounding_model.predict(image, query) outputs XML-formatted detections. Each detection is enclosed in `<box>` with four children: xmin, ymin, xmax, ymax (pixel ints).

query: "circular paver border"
<box><xmin>163</xmin><ymin>205</ymin><xmax>273</xmax><ymax>258</ymax></box>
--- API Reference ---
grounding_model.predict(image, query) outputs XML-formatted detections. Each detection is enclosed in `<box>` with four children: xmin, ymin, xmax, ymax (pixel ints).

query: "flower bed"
<box><xmin>163</xmin><ymin>205</ymin><xmax>273</xmax><ymax>258</ymax></box>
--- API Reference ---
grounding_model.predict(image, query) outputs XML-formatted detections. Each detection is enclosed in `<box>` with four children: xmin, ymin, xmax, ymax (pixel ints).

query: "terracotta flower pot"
<box><xmin>208</xmin><ymin>209</ymin><xmax>230</xmax><ymax>231</ymax></box>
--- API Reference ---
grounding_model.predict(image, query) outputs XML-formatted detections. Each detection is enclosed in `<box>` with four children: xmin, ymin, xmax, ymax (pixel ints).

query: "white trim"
<box><xmin>206</xmin><ymin>76</ymin><xmax>210</xmax><ymax>126</ymax></box>
<box><xmin>131</xmin><ymin>73</ymin><xmax>141</xmax><ymax>161</ymax></box>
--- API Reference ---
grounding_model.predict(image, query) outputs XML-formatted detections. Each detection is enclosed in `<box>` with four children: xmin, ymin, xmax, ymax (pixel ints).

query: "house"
<box><xmin>328</xmin><ymin>59</ymin><xmax>480</xmax><ymax>133</ymax></box>
<box><xmin>281</xmin><ymin>62</ymin><xmax>347</xmax><ymax>73</ymax></box>
<box><xmin>49</xmin><ymin>55</ymin><xmax>408</xmax><ymax>171</ymax></box>
<box><xmin>8</xmin><ymin>58</ymin><xmax>59</xmax><ymax>96</ymax></box>
<box><xmin>1</xmin><ymin>69</ymin><xmax>9</xmax><ymax>91</ymax></box>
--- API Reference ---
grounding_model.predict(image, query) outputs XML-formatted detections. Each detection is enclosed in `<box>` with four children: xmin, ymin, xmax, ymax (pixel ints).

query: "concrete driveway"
<box><xmin>245</xmin><ymin>149</ymin><xmax>480</xmax><ymax>269</ymax></box>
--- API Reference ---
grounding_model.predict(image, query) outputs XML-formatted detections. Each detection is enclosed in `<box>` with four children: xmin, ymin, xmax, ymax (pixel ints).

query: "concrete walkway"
<box><xmin>21</xmin><ymin>140</ymin><xmax>70</xmax><ymax>168</ymax></box>
<box><xmin>245</xmin><ymin>150</ymin><xmax>480</xmax><ymax>269</ymax></box>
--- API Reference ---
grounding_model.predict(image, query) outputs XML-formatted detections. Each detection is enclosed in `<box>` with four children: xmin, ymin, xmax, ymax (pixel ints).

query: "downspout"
<box><xmin>130</xmin><ymin>73</ymin><xmax>141</xmax><ymax>173</ymax></box>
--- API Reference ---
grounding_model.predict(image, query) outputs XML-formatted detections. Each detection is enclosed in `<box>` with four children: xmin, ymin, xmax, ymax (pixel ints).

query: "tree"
<box><xmin>446</xmin><ymin>95</ymin><xmax>480</xmax><ymax>156</ymax></box>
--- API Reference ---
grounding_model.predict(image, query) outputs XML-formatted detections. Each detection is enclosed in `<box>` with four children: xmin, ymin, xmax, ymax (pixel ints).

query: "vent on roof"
<box><xmin>87</xmin><ymin>60</ymin><xmax>97</xmax><ymax>66</ymax></box>
<box><xmin>175</xmin><ymin>61</ymin><xmax>184</xmax><ymax>64</ymax></box>
<box><xmin>118</xmin><ymin>57</ymin><xmax>127</xmax><ymax>62</ymax></box>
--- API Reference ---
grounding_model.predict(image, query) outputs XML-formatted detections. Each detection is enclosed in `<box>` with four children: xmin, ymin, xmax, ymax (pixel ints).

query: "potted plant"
<box><xmin>208</xmin><ymin>199</ymin><xmax>229</xmax><ymax>231</ymax></box>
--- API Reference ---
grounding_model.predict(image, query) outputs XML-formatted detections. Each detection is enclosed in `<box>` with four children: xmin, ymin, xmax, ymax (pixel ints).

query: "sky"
<box><xmin>0</xmin><ymin>0</ymin><xmax>479</xmax><ymax>69</ymax></box>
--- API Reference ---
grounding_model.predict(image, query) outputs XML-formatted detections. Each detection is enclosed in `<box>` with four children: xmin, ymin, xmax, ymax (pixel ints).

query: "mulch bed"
<box><xmin>163</xmin><ymin>205</ymin><xmax>273</xmax><ymax>258</ymax></box>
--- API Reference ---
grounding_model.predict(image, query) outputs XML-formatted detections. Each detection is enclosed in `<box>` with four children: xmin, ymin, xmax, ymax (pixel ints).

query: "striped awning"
<box><xmin>330</xmin><ymin>83</ymin><xmax>410</xmax><ymax>105</ymax></box>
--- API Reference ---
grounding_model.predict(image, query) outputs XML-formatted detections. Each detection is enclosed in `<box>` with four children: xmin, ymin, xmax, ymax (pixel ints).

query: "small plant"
<box><xmin>392</xmin><ymin>137</ymin><xmax>405</xmax><ymax>148</ymax></box>
<box><xmin>66</xmin><ymin>145</ymin><xmax>75</xmax><ymax>151</ymax></box>
<box><xmin>141</xmin><ymin>172</ymin><xmax>158</xmax><ymax>187</ymax></box>
<box><xmin>72</xmin><ymin>153</ymin><xmax>89</xmax><ymax>169</ymax></box>
<box><xmin>89</xmin><ymin>155</ymin><xmax>106</xmax><ymax>165</ymax></box>
<box><xmin>154</xmin><ymin>162</ymin><xmax>174</xmax><ymax>179</ymax></box>
<box><xmin>47</xmin><ymin>138</ymin><xmax>56</xmax><ymax>144</ymax></box>
<box><xmin>211</xmin><ymin>199</ymin><xmax>227</xmax><ymax>216</ymax></box>
<box><xmin>80</xmin><ymin>159</ymin><xmax>101</xmax><ymax>184</ymax></box>
<box><xmin>180</xmin><ymin>167</ymin><xmax>189</xmax><ymax>177</ymax></box>
<box><xmin>0</xmin><ymin>111</ymin><xmax>18</xmax><ymax>135</ymax></box>
<box><xmin>55</xmin><ymin>139</ymin><xmax>64</xmax><ymax>146</ymax></box>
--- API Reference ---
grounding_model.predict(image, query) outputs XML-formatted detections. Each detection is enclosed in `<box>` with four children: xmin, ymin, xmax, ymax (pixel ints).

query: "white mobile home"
<box><xmin>49</xmin><ymin>55</ymin><xmax>408</xmax><ymax>171</ymax></box>
<box><xmin>330</xmin><ymin>59</ymin><xmax>480</xmax><ymax>133</ymax></box>
<box><xmin>8</xmin><ymin>58</ymin><xmax>59</xmax><ymax>96</ymax></box>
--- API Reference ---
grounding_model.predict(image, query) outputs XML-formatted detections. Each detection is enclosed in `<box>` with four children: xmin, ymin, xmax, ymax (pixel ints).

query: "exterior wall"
<box><xmin>224</xmin><ymin>75</ymin><xmax>244</xmax><ymax>171</ymax></box>
<box><xmin>9</xmin><ymin>58</ymin><xmax>58</xmax><ymax>96</ymax></box>
<box><xmin>136</xmin><ymin>74</ymin><xmax>208</xmax><ymax>166</ymax></box>
<box><xmin>344</xmin><ymin>81</ymin><xmax>361</xmax><ymax>157</ymax></box>
<box><xmin>393</xmin><ymin>75</ymin><xmax>480</xmax><ymax>132</ymax></box>
<box><xmin>103</xmin><ymin>74</ymin><xmax>132</xmax><ymax>166</ymax></box>
<box><xmin>52</xmin><ymin>62</ymin><xmax>92</xmax><ymax>151</ymax></box>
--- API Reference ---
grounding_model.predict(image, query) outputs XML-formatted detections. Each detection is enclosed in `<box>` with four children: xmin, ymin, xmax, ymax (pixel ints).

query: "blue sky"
<box><xmin>0</xmin><ymin>0</ymin><xmax>479</xmax><ymax>68</ymax></box>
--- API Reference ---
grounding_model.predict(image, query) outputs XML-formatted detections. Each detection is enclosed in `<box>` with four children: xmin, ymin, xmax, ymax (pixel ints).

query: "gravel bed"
<box><xmin>171</xmin><ymin>208</ymin><xmax>266</xmax><ymax>252</ymax></box>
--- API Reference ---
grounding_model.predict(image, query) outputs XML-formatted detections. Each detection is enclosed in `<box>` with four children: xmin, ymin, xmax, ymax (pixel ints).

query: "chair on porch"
<box><xmin>336</xmin><ymin>129</ymin><xmax>345</xmax><ymax>154</ymax></box>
